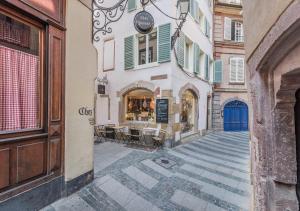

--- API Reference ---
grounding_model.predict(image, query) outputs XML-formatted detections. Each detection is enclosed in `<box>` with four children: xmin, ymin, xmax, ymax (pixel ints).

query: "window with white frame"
<box><xmin>230</xmin><ymin>57</ymin><xmax>244</xmax><ymax>83</ymax></box>
<box><xmin>137</xmin><ymin>29</ymin><xmax>157</xmax><ymax>65</ymax></box>
<box><xmin>232</xmin><ymin>21</ymin><xmax>243</xmax><ymax>42</ymax></box>
<box><xmin>224</xmin><ymin>17</ymin><xmax>244</xmax><ymax>42</ymax></box>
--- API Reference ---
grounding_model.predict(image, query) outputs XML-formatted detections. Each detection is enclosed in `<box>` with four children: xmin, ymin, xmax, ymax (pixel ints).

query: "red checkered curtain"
<box><xmin>0</xmin><ymin>45</ymin><xmax>39</xmax><ymax>131</ymax></box>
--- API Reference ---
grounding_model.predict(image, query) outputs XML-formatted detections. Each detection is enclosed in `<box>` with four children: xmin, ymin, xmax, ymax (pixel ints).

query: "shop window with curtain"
<box><xmin>124</xmin><ymin>89</ymin><xmax>155</xmax><ymax>122</ymax></box>
<box><xmin>0</xmin><ymin>12</ymin><xmax>43</xmax><ymax>133</ymax></box>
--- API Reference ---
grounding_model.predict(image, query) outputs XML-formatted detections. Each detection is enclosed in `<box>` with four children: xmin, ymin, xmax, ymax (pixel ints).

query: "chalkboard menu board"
<box><xmin>156</xmin><ymin>99</ymin><xmax>169</xmax><ymax>124</ymax></box>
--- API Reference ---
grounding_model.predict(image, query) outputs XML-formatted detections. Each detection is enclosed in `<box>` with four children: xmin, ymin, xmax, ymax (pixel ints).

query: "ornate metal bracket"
<box><xmin>92</xmin><ymin>0</ymin><xmax>189</xmax><ymax>45</ymax></box>
<box><xmin>93</xmin><ymin>0</ymin><xmax>129</xmax><ymax>42</ymax></box>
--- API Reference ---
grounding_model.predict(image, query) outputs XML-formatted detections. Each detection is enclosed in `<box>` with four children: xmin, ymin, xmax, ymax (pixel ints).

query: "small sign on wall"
<box><xmin>156</xmin><ymin>99</ymin><xmax>169</xmax><ymax>124</ymax></box>
<box><xmin>98</xmin><ymin>84</ymin><xmax>106</xmax><ymax>95</ymax></box>
<box><xmin>78</xmin><ymin>107</ymin><xmax>93</xmax><ymax>116</ymax></box>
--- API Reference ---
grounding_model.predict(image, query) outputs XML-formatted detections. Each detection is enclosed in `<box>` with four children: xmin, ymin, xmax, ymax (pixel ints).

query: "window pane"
<box><xmin>138</xmin><ymin>35</ymin><xmax>146</xmax><ymax>65</ymax></box>
<box><xmin>0</xmin><ymin>12</ymin><xmax>41</xmax><ymax>132</ymax></box>
<box><xmin>181</xmin><ymin>90</ymin><xmax>196</xmax><ymax>133</ymax></box>
<box><xmin>185</xmin><ymin>43</ymin><xmax>189</xmax><ymax>69</ymax></box>
<box><xmin>148</xmin><ymin>31</ymin><xmax>157</xmax><ymax>63</ymax></box>
<box><xmin>125</xmin><ymin>89</ymin><xmax>155</xmax><ymax>122</ymax></box>
<box><xmin>232</xmin><ymin>21</ymin><xmax>243</xmax><ymax>42</ymax></box>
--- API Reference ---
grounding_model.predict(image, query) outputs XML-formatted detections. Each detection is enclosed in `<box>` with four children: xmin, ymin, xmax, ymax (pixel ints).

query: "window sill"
<box><xmin>133</xmin><ymin>62</ymin><xmax>159</xmax><ymax>71</ymax></box>
<box><xmin>229</xmin><ymin>82</ymin><xmax>245</xmax><ymax>85</ymax></box>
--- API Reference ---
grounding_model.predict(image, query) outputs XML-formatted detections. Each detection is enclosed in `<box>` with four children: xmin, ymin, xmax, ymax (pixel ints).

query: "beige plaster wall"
<box><xmin>243</xmin><ymin>0</ymin><xmax>294</xmax><ymax>59</ymax></box>
<box><xmin>65</xmin><ymin>0</ymin><xmax>97</xmax><ymax>181</ymax></box>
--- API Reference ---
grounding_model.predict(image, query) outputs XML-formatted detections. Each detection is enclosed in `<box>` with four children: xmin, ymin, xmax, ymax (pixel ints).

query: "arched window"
<box><xmin>181</xmin><ymin>90</ymin><xmax>197</xmax><ymax>133</ymax></box>
<box><xmin>124</xmin><ymin>89</ymin><xmax>155</xmax><ymax>122</ymax></box>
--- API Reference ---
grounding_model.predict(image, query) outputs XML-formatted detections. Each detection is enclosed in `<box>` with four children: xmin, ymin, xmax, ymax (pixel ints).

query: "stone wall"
<box><xmin>244</xmin><ymin>1</ymin><xmax>300</xmax><ymax>210</ymax></box>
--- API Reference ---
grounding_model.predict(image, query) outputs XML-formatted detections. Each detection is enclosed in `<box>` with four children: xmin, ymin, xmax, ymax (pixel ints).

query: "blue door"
<box><xmin>224</xmin><ymin>100</ymin><xmax>248</xmax><ymax>131</ymax></box>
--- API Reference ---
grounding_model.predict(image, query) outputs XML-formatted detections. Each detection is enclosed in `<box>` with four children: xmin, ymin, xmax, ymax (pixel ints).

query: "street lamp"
<box><xmin>177</xmin><ymin>0</ymin><xmax>190</xmax><ymax>20</ymax></box>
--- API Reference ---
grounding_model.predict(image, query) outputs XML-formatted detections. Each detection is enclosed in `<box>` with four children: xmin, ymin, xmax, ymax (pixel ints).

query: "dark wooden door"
<box><xmin>295</xmin><ymin>89</ymin><xmax>300</xmax><ymax>203</ymax></box>
<box><xmin>0</xmin><ymin>1</ymin><xmax>65</xmax><ymax>202</ymax></box>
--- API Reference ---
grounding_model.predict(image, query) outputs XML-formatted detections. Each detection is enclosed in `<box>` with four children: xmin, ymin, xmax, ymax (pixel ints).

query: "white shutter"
<box><xmin>230</xmin><ymin>58</ymin><xmax>237</xmax><ymax>82</ymax></box>
<box><xmin>237</xmin><ymin>58</ymin><xmax>245</xmax><ymax>82</ymax></box>
<box><xmin>224</xmin><ymin>17</ymin><xmax>232</xmax><ymax>40</ymax></box>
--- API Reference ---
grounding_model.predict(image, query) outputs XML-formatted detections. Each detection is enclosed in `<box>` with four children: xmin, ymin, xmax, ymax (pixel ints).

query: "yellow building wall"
<box><xmin>65</xmin><ymin>0</ymin><xmax>97</xmax><ymax>181</ymax></box>
<box><xmin>243</xmin><ymin>0</ymin><xmax>294</xmax><ymax>59</ymax></box>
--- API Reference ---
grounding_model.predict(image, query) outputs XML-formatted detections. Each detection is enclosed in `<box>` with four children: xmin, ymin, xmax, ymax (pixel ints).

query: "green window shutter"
<box><xmin>214</xmin><ymin>60</ymin><xmax>223</xmax><ymax>83</ymax></box>
<box><xmin>124</xmin><ymin>36</ymin><xmax>134</xmax><ymax>70</ymax></box>
<box><xmin>158</xmin><ymin>23</ymin><xmax>171</xmax><ymax>63</ymax></box>
<box><xmin>128</xmin><ymin>0</ymin><xmax>136</xmax><ymax>12</ymax></box>
<box><xmin>193</xmin><ymin>43</ymin><xmax>200</xmax><ymax>74</ymax></box>
<box><xmin>205</xmin><ymin>54</ymin><xmax>209</xmax><ymax>80</ymax></box>
<box><xmin>176</xmin><ymin>32</ymin><xmax>185</xmax><ymax>67</ymax></box>
<box><xmin>195</xmin><ymin>1</ymin><xmax>199</xmax><ymax>22</ymax></box>
<box><xmin>205</xmin><ymin>18</ymin><xmax>209</xmax><ymax>37</ymax></box>
<box><xmin>190</xmin><ymin>0</ymin><xmax>195</xmax><ymax>18</ymax></box>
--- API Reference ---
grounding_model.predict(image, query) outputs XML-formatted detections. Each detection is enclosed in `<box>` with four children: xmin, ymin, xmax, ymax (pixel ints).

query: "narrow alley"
<box><xmin>43</xmin><ymin>132</ymin><xmax>251</xmax><ymax>211</ymax></box>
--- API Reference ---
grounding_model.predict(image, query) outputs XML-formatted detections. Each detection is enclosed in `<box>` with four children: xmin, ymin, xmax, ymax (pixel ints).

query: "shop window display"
<box><xmin>181</xmin><ymin>90</ymin><xmax>196</xmax><ymax>133</ymax></box>
<box><xmin>125</xmin><ymin>89</ymin><xmax>155</xmax><ymax>122</ymax></box>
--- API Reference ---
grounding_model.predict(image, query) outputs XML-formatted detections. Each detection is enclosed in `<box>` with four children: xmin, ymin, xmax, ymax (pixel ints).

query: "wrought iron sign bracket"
<box><xmin>92</xmin><ymin>0</ymin><xmax>189</xmax><ymax>48</ymax></box>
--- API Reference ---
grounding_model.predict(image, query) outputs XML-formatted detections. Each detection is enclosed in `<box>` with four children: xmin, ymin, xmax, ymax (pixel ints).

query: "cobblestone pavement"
<box><xmin>42</xmin><ymin>132</ymin><xmax>251</xmax><ymax>211</ymax></box>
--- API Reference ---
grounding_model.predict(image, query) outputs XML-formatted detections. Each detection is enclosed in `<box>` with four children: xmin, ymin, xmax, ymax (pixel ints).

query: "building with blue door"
<box><xmin>93</xmin><ymin>0</ymin><xmax>214</xmax><ymax>146</ymax></box>
<box><xmin>212</xmin><ymin>0</ymin><xmax>249</xmax><ymax>131</ymax></box>
<box><xmin>223</xmin><ymin>100</ymin><xmax>248</xmax><ymax>131</ymax></box>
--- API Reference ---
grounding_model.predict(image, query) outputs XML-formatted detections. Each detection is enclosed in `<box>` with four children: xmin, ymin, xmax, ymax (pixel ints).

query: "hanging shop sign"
<box><xmin>134</xmin><ymin>11</ymin><xmax>154</xmax><ymax>34</ymax></box>
<box><xmin>156</xmin><ymin>99</ymin><xmax>169</xmax><ymax>124</ymax></box>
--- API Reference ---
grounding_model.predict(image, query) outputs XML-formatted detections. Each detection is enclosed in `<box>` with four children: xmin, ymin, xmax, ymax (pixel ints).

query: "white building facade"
<box><xmin>94</xmin><ymin>0</ymin><xmax>214</xmax><ymax>146</ymax></box>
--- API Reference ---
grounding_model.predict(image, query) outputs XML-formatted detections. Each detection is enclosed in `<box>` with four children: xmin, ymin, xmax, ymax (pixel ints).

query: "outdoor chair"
<box><xmin>152</xmin><ymin>129</ymin><xmax>167</xmax><ymax>148</ymax></box>
<box><xmin>94</xmin><ymin>125</ymin><xmax>106</xmax><ymax>143</ymax></box>
<box><xmin>105</xmin><ymin>126</ymin><xmax>115</xmax><ymax>140</ymax></box>
<box><xmin>127</xmin><ymin>128</ymin><xmax>144</xmax><ymax>145</ymax></box>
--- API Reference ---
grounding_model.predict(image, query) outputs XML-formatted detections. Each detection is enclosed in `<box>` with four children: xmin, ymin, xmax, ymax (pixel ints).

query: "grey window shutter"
<box><xmin>214</xmin><ymin>60</ymin><xmax>223</xmax><ymax>83</ymax></box>
<box><xmin>158</xmin><ymin>23</ymin><xmax>171</xmax><ymax>63</ymax></box>
<box><xmin>124</xmin><ymin>36</ymin><xmax>134</xmax><ymax>70</ymax></box>
<box><xmin>193</xmin><ymin>43</ymin><xmax>200</xmax><ymax>74</ymax></box>
<box><xmin>128</xmin><ymin>0</ymin><xmax>136</xmax><ymax>12</ymax></box>
<box><xmin>176</xmin><ymin>32</ymin><xmax>185</xmax><ymax>67</ymax></box>
<box><xmin>205</xmin><ymin>54</ymin><xmax>209</xmax><ymax>80</ymax></box>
